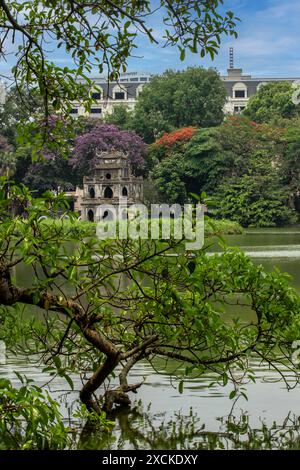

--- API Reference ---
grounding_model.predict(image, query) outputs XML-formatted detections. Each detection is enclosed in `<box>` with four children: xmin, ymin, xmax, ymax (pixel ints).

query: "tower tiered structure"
<box><xmin>80</xmin><ymin>150</ymin><xmax>143</xmax><ymax>222</ymax></box>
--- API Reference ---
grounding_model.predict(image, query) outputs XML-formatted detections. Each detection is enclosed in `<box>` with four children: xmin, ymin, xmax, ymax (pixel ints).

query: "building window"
<box><xmin>115</xmin><ymin>92</ymin><xmax>125</xmax><ymax>100</ymax></box>
<box><xmin>89</xmin><ymin>187</ymin><xmax>95</xmax><ymax>198</ymax></box>
<box><xmin>70</xmin><ymin>108</ymin><xmax>78</xmax><ymax>114</ymax></box>
<box><xmin>130</xmin><ymin>78</ymin><xmax>139</xmax><ymax>82</ymax></box>
<box><xmin>122</xmin><ymin>187</ymin><xmax>128</xmax><ymax>197</ymax></box>
<box><xmin>106</xmin><ymin>173</ymin><xmax>111</xmax><ymax>179</ymax></box>
<box><xmin>88</xmin><ymin>209</ymin><xmax>94</xmax><ymax>222</ymax></box>
<box><xmin>140</xmin><ymin>77</ymin><xmax>148</xmax><ymax>82</ymax></box>
<box><xmin>234</xmin><ymin>90</ymin><xmax>246</xmax><ymax>98</ymax></box>
<box><xmin>104</xmin><ymin>186</ymin><xmax>113</xmax><ymax>198</ymax></box>
<box><xmin>90</xmin><ymin>108</ymin><xmax>102</xmax><ymax>114</ymax></box>
<box><xmin>113</xmin><ymin>84</ymin><xmax>127</xmax><ymax>100</ymax></box>
<box><xmin>232</xmin><ymin>82</ymin><xmax>248</xmax><ymax>100</ymax></box>
<box><xmin>92</xmin><ymin>92</ymin><xmax>101</xmax><ymax>100</ymax></box>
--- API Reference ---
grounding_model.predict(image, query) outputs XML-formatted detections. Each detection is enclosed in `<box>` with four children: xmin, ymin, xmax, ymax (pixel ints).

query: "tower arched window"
<box><xmin>89</xmin><ymin>187</ymin><xmax>95</xmax><ymax>198</ymax></box>
<box><xmin>122</xmin><ymin>186</ymin><xmax>128</xmax><ymax>197</ymax></box>
<box><xmin>88</xmin><ymin>209</ymin><xmax>94</xmax><ymax>222</ymax></box>
<box><xmin>104</xmin><ymin>186</ymin><xmax>113</xmax><ymax>198</ymax></box>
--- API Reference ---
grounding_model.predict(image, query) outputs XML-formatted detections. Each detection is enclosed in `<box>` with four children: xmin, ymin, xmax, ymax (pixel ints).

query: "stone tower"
<box><xmin>80</xmin><ymin>150</ymin><xmax>143</xmax><ymax>222</ymax></box>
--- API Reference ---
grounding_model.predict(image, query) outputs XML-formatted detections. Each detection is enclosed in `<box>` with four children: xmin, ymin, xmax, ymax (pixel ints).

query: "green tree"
<box><xmin>214</xmin><ymin>174</ymin><xmax>297</xmax><ymax>228</ymax></box>
<box><xmin>151</xmin><ymin>153</ymin><xmax>193</xmax><ymax>204</ymax></box>
<box><xmin>0</xmin><ymin>376</ymin><xmax>71</xmax><ymax>450</ymax></box>
<box><xmin>211</xmin><ymin>117</ymin><xmax>298</xmax><ymax>226</ymax></box>
<box><xmin>22</xmin><ymin>152</ymin><xmax>77</xmax><ymax>195</ymax></box>
<box><xmin>1</xmin><ymin>184</ymin><xmax>300</xmax><ymax>421</ymax></box>
<box><xmin>149</xmin><ymin>117</ymin><xmax>298</xmax><ymax>227</ymax></box>
<box><xmin>244</xmin><ymin>82</ymin><xmax>300</xmax><ymax>123</ymax></box>
<box><xmin>150</xmin><ymin>127</ymin><xmax>225</xmax><ymax>202</ymax></box>
<box><xmin>104</xmin><ymin>105</ymin><xmax>133</xmax><ymax>130</ymax></box>
<box><xmin>183</xmin><ymin>127</ymin><xmax>227</xmax><ymax>193</ymax></box>
<box><xmin>0</xmin><ymin>87</ymin><xmax>49</xmax><ymax>185</ymax></box>
<box><xmin>280</xmin><ymin>122</ymin><xmax>300</xmax><ymax>212</ymax></box>
<box><xmin>132</xmin><ymin>68</ymin><xmax>227</xmax><ymax>142</ymax></box>
<box><xmin>0</xmin><ymin>87</ymin><xmax>44</xmax><ymax>146</ymax></box>
<box><xmin>217</xmin><ymin>116</ymin><xmax>285</xmax><ymax>175</ymax></box>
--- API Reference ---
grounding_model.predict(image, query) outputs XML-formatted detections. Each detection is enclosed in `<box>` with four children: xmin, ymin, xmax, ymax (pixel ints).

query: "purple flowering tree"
<box><xmin>70</xmin><ymin>123</ymin><xmax>145</xmax><ymax>180</ymax></box>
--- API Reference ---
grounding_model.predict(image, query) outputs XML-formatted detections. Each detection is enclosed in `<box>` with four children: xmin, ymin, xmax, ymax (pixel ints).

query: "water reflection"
<box><xmin>2</xmin><ymin>351</ymin><xmax>300</xmax><ymax>449</ymax></box>
<box><xmin>210</xmin><ymin>227</ymin><xmax>300</xmax><ymax>289</ymax></box>
<box><xmin>77</xmin><ymin>405</ymin><xmax>300</xmax><ymax>450</ymax></box>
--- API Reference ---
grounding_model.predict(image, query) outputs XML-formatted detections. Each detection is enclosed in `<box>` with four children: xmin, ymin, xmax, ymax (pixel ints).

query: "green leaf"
<box><xmin>53</xmin><ymin>356</ymin><xmax>62</xmax><ymax>369</ymax></box>
<box><xmin>0</xmin><ymin>378</ymin><xmax>10</xmax><ymax>389</ymax></box>
<box><xmin>14</xmin><ymin>371</ymin><xmax>25</xmax><ymax>384</ymax></box>
<box><xmin>63</xmin><ymin>373</ymin><xmax>74</xmax><ymax>390</ymax></box>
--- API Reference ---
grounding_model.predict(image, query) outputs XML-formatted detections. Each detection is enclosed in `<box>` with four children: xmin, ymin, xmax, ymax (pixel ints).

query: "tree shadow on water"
<box><xmin>77</xmin><ymin>403</ymin><xmax>300</xmax><ymax>450</ymax></box>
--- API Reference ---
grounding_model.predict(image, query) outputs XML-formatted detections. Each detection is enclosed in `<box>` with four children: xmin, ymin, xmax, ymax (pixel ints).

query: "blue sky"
<box><xmin>2</xmin><ymin>0</ymin><xmax>300</xmax><ymax>80</ymax></box>
<box><xmin>128</xmin><ymin>0</ymin><xmax>300</xmax><ymax>78</ymax></box>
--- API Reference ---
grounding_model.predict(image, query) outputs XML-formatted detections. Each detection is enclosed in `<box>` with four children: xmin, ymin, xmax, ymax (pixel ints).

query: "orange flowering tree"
<box><xmin>148</xmin><ymin>126</ymin><xmax>223</xmax><ymax>203</ymax></box>
<box><xmin>144</xmin><ymin>127</ymin><xmax>198</xmax><ymax>189</ymax></box>
<box><xmin>156</xmin><ymin>127</ymin><xmax>197</xmax><ymax>148</ymax></box>
<box><xmin>147</xmin><ymin>127</ymin><xmax>198</xmax><ymax>166</ymax></box>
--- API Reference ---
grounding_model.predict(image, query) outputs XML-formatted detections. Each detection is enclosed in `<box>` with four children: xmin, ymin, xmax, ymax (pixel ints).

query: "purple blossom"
<box><xmin>70</xmin><ymin>123</ymin><xmax>145</xmax><ymax>176</ymax></box>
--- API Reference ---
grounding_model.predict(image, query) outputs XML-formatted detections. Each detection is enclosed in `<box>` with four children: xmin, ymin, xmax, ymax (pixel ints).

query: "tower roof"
<box><xmin>93</xmin><ymin>150</ymin><xmax>130</xmax><ymax>170</ymax></box>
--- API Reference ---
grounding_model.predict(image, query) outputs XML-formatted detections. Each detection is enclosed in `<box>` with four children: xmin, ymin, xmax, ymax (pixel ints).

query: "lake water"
<box><xmin>2</xmin><ymin>227</ymin><xmax>300</xmax><ymax>449</ymax></box>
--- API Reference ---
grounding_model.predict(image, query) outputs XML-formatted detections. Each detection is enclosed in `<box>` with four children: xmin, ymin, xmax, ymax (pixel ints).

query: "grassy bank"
<box><xmin>41</xmin><ymin>215</ymin><xmax>243</xmax><ymax>238</ymax></box>
<box><xmin>205</xmin><ymin>219</ymin><xmax>243</xmax><ymax>237</ymax></box>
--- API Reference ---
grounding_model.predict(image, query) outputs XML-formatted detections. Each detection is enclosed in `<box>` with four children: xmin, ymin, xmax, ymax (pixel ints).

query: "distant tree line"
<box><xmin>1</xmin><ymin>74</ymin><xmax>300</xmax><ymax>227</ymax></box>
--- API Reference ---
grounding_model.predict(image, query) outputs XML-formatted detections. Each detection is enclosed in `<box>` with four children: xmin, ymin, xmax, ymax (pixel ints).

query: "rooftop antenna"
<box><xmin>229</xmin><ymin>47</ymin><xmax>234</xmax><ymax>69</ymax></box>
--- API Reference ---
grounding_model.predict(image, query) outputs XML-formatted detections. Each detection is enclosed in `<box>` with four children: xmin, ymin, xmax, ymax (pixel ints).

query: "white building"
<box><xmin>70</xmin><ymin>66</ymin><xmax>300</xmax><ymax>119</ymax></box>
<box><xmin>70</xmin><ymin>71</ymin><xmax>151</xmax><ymax>119</ymax></box>
<box><xmin>222</xmin><ymin>67</ymin><xmax>300</xmax><ymax>114</ymax></box>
